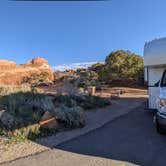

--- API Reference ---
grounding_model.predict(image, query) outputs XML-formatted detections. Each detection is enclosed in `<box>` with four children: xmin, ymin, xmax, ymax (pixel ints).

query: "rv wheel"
<box><xmin>156</xmin><ymin>121</ymin><xmax>165</xmax><ymax>134</ymax></box>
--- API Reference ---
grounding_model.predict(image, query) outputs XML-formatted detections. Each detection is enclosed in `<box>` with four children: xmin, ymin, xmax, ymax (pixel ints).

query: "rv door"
<box><xmin>149</xmin><ymin>84</ymin><xmax>160</xmax><ymax>109</ymax></box>
<box><xmin>160</xmin><ymin>70</ymin><xmax>166</xmax><ymax>99</ymax></box>
<box><xmin>148</xmin><ymin>68</ymin><xmax>164</xmax><ymax>109</ymax></box>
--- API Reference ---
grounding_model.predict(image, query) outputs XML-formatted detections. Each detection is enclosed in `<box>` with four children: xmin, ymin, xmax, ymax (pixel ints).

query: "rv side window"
<box><xmin>161</xmin><ymin>70</ymin><xmax>166</xmax><ymax>87</ymax></box>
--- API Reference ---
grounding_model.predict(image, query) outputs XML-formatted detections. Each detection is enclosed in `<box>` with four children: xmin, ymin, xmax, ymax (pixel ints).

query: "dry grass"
<box><xmin>0</xmin><ymin>84</ymin><xmax>32</xmax><ymax>96</ymax></box>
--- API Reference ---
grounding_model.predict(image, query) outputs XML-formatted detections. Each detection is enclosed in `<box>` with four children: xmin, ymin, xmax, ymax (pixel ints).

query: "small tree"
<box><xmin>104</xmin><ymin>50</ymin><xmax>144</xmax><ymax>81</ymax></box>
<box><xmin>22</xmin><ymin>72</ymin><xmax>50</xmax><ymax>86</ymax></box>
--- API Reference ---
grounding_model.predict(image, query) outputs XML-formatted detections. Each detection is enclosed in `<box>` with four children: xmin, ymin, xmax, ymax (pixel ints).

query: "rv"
<box><xmin>144</xmin><ymin>37</ymin><xmax>166</xmax><ymax>134</ymax></box>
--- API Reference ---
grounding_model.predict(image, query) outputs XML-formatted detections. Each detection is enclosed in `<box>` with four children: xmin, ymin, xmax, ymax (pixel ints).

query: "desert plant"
<box><xmin>71</xmin><ymin>95</ymin><xmax>110</xmax><ymax>110</ymax></box>
<box><xmin>53</xmin><ymin>94</ymin><xmax>110</xmax><ymax>110</ymax></box>
<box><xmin>76</xmin><ymin>70</ymin><xmax>99</xmax><ymax>88</ymax></box>
<box><xmin>0</xmin><ymin>92</ymin><xmax>55</xmax><ymax>129</ymax></box>
<box><xmin>53</xmin><ymin>95</ymin><xmax>77</xmax><ymax>108</ymax></box>
<box><xmin>22</xmin><ymin>72</ymin><xmax>51</xmax><ymax>86</ymax></box>
<box><xmin>2</xmin><ymin>124</ymin><xmax>58</xmax><ymax>143</ymax></box>
<box><xmin>56</xmin><ymin>79</ymin><xmax>83</xmax><ymax>96</ymax></box>
<box><xmin>104</xmin><ymin>50</ymin><xmax>144</xmax><ymax>82</ymax></box>
<box><xmin>0</xmin><ymin>91</ymin><xmax>58</xmax><ymax>142</ymax></box>
<box><xmin>0</xmin><ymin>84</ymin><xmax>31</xmax><ymax>97</ymax></box>
<box><xmin>52</xmin><ymin>105</ymin><xmax>85</xmax><ymax>128</ymax></box>
<box><xmin>11</xmin><ymin>124</ymin><xmax>41</xmax><ymax>142</ymax></box>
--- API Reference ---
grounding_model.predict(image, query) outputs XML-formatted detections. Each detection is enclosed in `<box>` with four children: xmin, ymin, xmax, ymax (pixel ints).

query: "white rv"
<box><xmin>144</xmin><ymin>37</ymin><xmax>166</xmax><ymax>133</ymax></box>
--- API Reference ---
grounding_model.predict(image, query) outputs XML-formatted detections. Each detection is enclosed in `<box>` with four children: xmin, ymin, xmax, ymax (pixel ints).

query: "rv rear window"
<box><xmin>161</xmin><ymin>70</ymin><xmax>166</xmax><ymax>87</ymax></box>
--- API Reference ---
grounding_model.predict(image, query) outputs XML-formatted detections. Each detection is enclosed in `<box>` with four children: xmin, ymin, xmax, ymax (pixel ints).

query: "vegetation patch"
<box><xmin>53</xmin><ymin>94</ymin><xmax>110</xmax><ymax>110</ymax></box>
<box><xmin>22</xmin><ymin>72</ymin><xmax>51</xmax><ymax>86</ymax></box>
<box><xmin>88</xmin><ymin>50</ymin><xmax>144</xmax><ymax>87</ymax></box>
<box><xmin>0</xmin><ymin>87</ymin><xmax>96</xmax><ymax>143</ymax></box>
<box><xmin>0</xmin><ymin>88</ymin><xmax>57</xmax><ymax>143</ymax></box>
<box><xmin>0</xmin><ymin>83</ymin><xmax>110</xmax><ymax>143</ymax></box>
<box><xmin>52</xmin><ymin>106</ymin><xmax>85</xmax><ymax>128</ymax></box>
<box><xmin>0</xmin><ymin>92</ymin><xmax>55</xmax><ymax>128</ymax></box>
<box><xmin>0</xmin><ymin>84</ymin><xmax>31</xmax><ymax>96</ymax></box>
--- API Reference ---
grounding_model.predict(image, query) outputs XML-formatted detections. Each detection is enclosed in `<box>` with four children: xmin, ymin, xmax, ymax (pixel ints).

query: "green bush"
<box><xmin>89</xmin><ymin>50</ymin><xmax>144</xmax><ymax>84</ymax></box>
<box><xmin>53</xmin><ymin>95</ymin><xmax>110</xmax><ymax>110</ymax></box>
<box><xmin>53</xmin><ymin>106</ymin><xmax>85</xmax><ymax>128</ymax></box>
<box><xmin>105</xmin><ymin>50</ymin><xmax>144</xmax><ymax>82</ymax></box>
<box><xmin>0</xmin><ymin>92</ymin><xmax>55</xmax><ymax>129</ymax></box>
<box><xmin>71</xmin><ymin>95</ymin><xmax>110</xmax><ymax>110</ymax></box>
<box><xmin>53</xmin><ymin>95</ymin><xmax>77</xmax><ymax>107</ymax></box>
<box><xmin>76</xmin><ymin>70</ymin><xmax>99</xmax><ymax>88</ymax></box>
<box><xmin>0</xmin><ymin>91</ymin><xmax>87</xmax><ymax>141</ymax></box>
<box><xmin>22</xmin><ymin>72</ymin><xmax>50</xmax><ymax>86</ymax></box>
<box><xmin>0</xmin><ymin>87</ymin><xmax>110</xmax><ymax>142</ymax></box>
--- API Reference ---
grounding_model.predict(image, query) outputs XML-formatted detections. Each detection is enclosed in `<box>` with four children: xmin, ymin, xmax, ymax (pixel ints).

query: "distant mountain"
<box><xmin>53</xmin><ymin>62</ymin><xmax>103</xmax><ymax>71</ymax></box>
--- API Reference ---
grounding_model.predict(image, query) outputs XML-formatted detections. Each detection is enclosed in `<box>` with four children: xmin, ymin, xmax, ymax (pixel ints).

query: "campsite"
<box><xmin>1</xmin><ymin>1</ymin><xmax>166</xmax><ymax>166</ymax></box>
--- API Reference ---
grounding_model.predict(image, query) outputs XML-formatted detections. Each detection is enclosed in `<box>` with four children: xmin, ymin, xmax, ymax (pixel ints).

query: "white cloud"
<box><xmin>52</xmin><ymin>61</ymin><xmax>103</xmax><ymax>72</ymax></box>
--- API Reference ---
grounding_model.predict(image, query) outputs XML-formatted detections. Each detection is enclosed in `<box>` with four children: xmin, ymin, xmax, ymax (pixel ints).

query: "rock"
<box><xmin>40</xmin><ymin>111</ymin><xmax>58</xmax><ymax>129</ymax></box>
<box><xmin>0</xmin><ymin>109</ymin><xmax>14</xmax><ymax>130</ymax></box>
<box><xmin>0</xmin><ymin>60</ymin><xmax>16</xmax><ymax>66</ymax></box>
<box><xmin>26</xmin><ymin>58</ymin><xmax>49</xmax><ymax>66</ymax></box>
<box><xmin>0</xmin><ymin>57</ymin><xmax>54</xmax><ymax>86</ymax></box>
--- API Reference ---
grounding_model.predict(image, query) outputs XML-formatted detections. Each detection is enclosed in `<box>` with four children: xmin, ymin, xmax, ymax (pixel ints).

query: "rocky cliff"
<box><xmin>0</xmin><ymin>58</ymin><xmax>54</xmax><ymax>86</ymax></box>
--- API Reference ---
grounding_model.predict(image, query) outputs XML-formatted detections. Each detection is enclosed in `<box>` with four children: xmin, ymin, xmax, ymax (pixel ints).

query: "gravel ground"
<box><xmin>0</xmin><ymin>140</ymin><xmax>48</xmax><ymax>164</ymax></box>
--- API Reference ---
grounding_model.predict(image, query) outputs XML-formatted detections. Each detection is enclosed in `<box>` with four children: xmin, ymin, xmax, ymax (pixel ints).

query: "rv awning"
<box><xmin>144</xmin><ymin>37</ymin><xmax>166</xmax><ymax>67</ymax></box>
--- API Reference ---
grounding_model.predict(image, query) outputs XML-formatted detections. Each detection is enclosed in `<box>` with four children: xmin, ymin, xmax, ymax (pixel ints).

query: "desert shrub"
<box><xmin>0</xmin><ymin>92</ymin><xmax>55</xmax><ymax>129</ymax></box>
<box><xmin>71</xmin><ymin>95</ymin><xmax>110</xmax><ymax>110</ymax></box>
<box><xmin>0</xmin><ymin>91</ymin><xmax>58</xmax><ymax>142</ymax></box>
<box><xmin>0</xmin><ymin>84</ymin><xmax>31</xmax><ymax>97</ymax></box>
<box><xmin>0</xmin><ymin>128</ymin><xmax>8</xmax><ymax>137</ymax></box>
<box><xmin>0</xmin><ymin>91</ymin><xmax>88</xmax><ymax>141</ymax></box>
<box><xmin>76</xmin><ymin>70</ymin><xmax>99</xmax><ymax>88</ymax></box>
<box><xmin>53</xmin><ymin>95</ymin><xmax>110</xmax><ymax>110</ymax></box>
<box><xmin>53</xmin><ymin>95</ymin><xmax>77</xmax><ymax>108</ymax></box>
<box><xmin>22</xmin><ymin>72</ymin><xmax>51</xmax><ymax>86</ymax></box>
<box><xmin>1</xmin><ymin>124</ymin><xmax>58</xmax><ymax>143</ymax></box>
<box><xmin>105</xmin><ymin>50</ymin><xmax>144</xmax><ymax>80</ymax></box>
<box><xmin>52</xmin><ymin>106</ymin><xmax>85</xmax><ymax>128</ymax></box>
<box><xmin>56</xmin><ymin>79</ymin><xmax>83</xmax><ymax>96</ymax></box>
<box><xmin>11</xmin><ymin>124</ymin><xmax>41</xmax><ymax>142</ymax></box>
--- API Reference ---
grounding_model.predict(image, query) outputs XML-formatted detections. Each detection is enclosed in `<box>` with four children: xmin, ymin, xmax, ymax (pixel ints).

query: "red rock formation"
<box><xmin>26</xmin><ymin>58</ymin><xmax>49</xmax><ymax>66</ymax></box>
<box><xmin>0</xmin><ymin>58</ymin><xmax>54</xmax><ymax>86</ymax></box>
<box><xmin>0</xmin><ymin>60</ymin><xmax>17</xmax><ymax>70</ymax></box>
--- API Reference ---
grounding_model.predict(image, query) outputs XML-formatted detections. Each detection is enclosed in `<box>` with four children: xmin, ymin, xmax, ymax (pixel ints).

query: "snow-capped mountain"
<box><xmin>53</xmin><ymin>62</ymin><xmax>102</xmax><ymax>72</ymax></box>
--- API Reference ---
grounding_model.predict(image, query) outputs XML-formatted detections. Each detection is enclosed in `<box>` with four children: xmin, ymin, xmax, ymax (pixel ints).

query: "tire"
<box><xmin>156</xmin><ymin>121</ymin><xmax>165</xmax><ymax>134</ymax></box>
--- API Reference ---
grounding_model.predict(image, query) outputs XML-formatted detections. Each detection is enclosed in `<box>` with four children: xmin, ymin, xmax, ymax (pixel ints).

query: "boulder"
<box><xmin>40</xmin><ymin>111</ymin><xmax>58</xmax><ymax>129</ymax></box>
<box><xmin>26</xmin><ymin>58</ymin><xmax>49</xmax><ymax>66</ymax></box>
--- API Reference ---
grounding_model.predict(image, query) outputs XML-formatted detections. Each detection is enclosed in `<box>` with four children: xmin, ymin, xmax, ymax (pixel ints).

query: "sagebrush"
<box><xmin>52</xmin><ymin>105</ymin><xmax>85</xmax><ymax>128</ymax></box>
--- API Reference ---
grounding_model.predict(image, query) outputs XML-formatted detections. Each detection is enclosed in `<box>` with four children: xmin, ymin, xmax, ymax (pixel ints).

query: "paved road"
<box><xmin>1</xmin><ymin>104</ymin><xmax>166</xmax><ymax>166</ymax></box>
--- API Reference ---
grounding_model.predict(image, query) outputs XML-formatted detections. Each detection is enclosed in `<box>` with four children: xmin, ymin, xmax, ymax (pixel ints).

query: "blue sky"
<box><xmin>0</xmin><ymin>0</ymin><xmax>166</xmax><ymax>66</ymax></box>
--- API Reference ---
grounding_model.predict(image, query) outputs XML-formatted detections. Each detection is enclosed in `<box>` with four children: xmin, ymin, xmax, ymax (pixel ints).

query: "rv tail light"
<box><xmin>159</xmin><ymin>99</ymin><xmax>166</xmax><ymax>108</ymax></box>
<box><xmin>159</xmin><ymin>99</ymin><xmax>166</xmax><ymax>114</ymax></box>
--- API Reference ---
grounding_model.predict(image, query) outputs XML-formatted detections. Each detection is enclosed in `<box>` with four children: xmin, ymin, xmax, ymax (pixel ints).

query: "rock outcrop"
<box><xmin>0</xmin><ymin>58</ymin><xmax>54</xmax><ymax>86</ymax></box>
